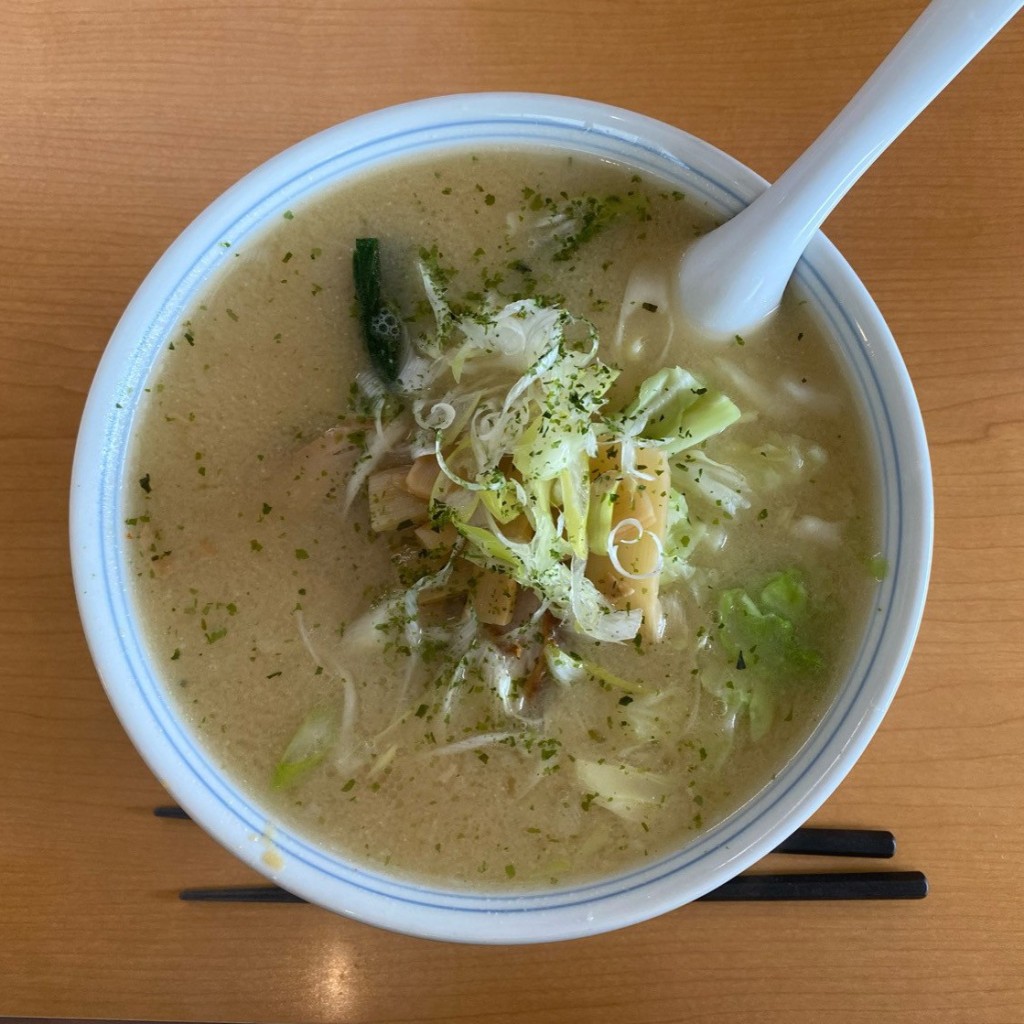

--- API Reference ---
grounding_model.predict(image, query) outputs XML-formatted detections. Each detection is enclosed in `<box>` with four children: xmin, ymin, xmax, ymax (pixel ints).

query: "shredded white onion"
<box><xmin>568</xmin><ymin>556</ymin><xmax>643</xmax><ymax>642</ymax></box>
<box><xmin>397</xmin><ymin>353</ymin><xmax>437</xmax><ymax>393</ymax></box>
<box><xmin>401</xmin><ymin>558</ymin><xmax>458</xmax><ymax>652</ymax></box>
<box><xmin>468</xmin><ymin>403</ymin><xmax>504</xmax><ymax>470</ymax></box>
<box><xmin>608</xmin><ymin>517</ymin><xmax>664</xmax><ymax>580</ymax></box>
<box><xmin>423</xmin><ymin>732</ymin><xmax>519</xmax><ymax>758</ymax></box>
<box><xmin>294</xmin><ymin>611</ymin><xmax>359</xmax><ymax>770</ymax></box>
<box><xmin>440</xmin><ymin>659</ymin><xmax>468</xmax><ymax>718</ymax></box>
<box><xmin>434</xmin><ymin>431</ymin><xmax>497</xmax><ymax>492</ymax></box>
<box><xmin>620</xmin><ymin>438</ymin><xmax>658</xmax><ymax>481</ymax></box>
<box><xmin>355</xmin><ymin>369</ymin><xmax>385</xmax><ymax>403</ymax></box>
<box><xmin>343</xmin><ymin>415</ymin><xmax>408</xmax><ymax>513</ymax></box>
<box><xmin>412</xmin><ymin>399</ymin><xmax>456</xmax><ymax>431</ymax></box>
<box><xmin>334</xmin><ymin>674</ymin><xmax>359</xmax><ymax>771</ymax></box>
<box><xmin>612</xmin><ymin>259</ymin><xmax>674</xmax><ymax>367</ymax></box>
<box><xmin>500</xmin><ymin>342</ymin><xmax>561</xmax><ymax>413</ymax></box>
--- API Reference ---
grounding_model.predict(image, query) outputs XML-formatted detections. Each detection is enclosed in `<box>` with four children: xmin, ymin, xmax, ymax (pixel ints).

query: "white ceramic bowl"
<box><xmin>70</xmin><ymin>93</ymin><xmax>932</xmax><ymax>943</ymax></box>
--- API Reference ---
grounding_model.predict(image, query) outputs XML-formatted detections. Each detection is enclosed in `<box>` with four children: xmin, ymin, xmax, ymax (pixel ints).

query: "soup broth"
<box><xmin>125</xmin><ymin>146</ymin><xmax>878</xmax><ymax>889</ymax></box>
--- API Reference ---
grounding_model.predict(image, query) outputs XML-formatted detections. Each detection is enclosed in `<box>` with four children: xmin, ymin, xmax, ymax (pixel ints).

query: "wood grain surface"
<box><xmin>1</xmin><ymin>1</ymin><xmax>1022</xmax><ymax>1021</ymax></box>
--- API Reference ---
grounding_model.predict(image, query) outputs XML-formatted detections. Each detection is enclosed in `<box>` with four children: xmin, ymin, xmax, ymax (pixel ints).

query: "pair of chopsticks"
<box><xmin>154</xmin><ymin>806</ymin><xmax>927</xmax><ymax>903</ymax></box>
<box><xmin>695</xmin><ymin>825</ymin><xmax>927</xmax><ymax>902</ymax></box>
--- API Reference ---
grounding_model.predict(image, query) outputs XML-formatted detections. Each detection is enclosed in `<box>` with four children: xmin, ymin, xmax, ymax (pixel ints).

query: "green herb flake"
<box><xmin>139</xmin><ymin>474</ymin><xmax>152</xmax><ymax>494</ymax></box>
<box><xmin>341</xmin><ymin>778</ymin><xmax>356</xmax><ymax>792</ymax></box>
<box><xmin>282</xmin><ymin>210</ymin><xmax>294</xmax><ymax>220</ymax></box>
<box><xmin>226</xmin><ymin>308</ymin><xmax>239</xmax><ymax>322</ymax></box>
<box><xmin>250</xmin><ymin>539</ymin><xmax>263</xmax><ymax>552</ymax></box>
<box><xmin>170</xmin><ymin>648</ymin><xmax>181</xmax><ymax>661</ymax></box>
<box><xmin>294</xmin><ymin>548</ymin><xmax>310</xmax><ymax>560</ymax></box>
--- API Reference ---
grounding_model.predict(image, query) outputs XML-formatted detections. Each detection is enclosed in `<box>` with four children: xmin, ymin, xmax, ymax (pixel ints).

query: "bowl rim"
<box><xmin>69</xmin><ymin>91</ymin><xmax>933</xmax><ymax>943</ymax></box>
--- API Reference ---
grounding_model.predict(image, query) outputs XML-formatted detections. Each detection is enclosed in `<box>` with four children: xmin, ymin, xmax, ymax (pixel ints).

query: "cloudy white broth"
<box><xmin>125</xmin><ymin>146</ymin><xmax>879</xmax><ymax>889</ymax></box>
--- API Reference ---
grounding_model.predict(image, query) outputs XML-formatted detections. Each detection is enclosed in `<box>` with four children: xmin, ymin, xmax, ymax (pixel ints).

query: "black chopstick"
<box><xmin>181</xmin><ymin>885</ymin><xmax>308</xmax><ymax>904</ymax></box>
<box><xmin>154</xmin><ymin>807</ymin><xmax>894</xmax><ymax>858</ymax></box>
<box><xmin>154</xmin><ymin>804</ymin><xmax>191</xmax><ymax>820</ymax></box>
<box><xmin>772</xmin><ymin>827</ymin><xmax>895</xmax><ymax>859</ymax></box>
<box><xmin>696</xmin><ymin>870</ymin><xmax>927</xmax><ymax>901</ymax></box>
<box><xmin>179</xmin><ymin>870</ymin><xmax>927</xmax><ymax>904</ymax></box>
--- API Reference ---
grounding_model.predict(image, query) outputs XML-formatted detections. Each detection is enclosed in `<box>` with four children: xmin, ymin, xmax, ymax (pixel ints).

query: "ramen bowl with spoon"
<box><xmin>67</xmin><ymin>0</ymin><xmax>1015</xmax><ymax>943</ymax></box>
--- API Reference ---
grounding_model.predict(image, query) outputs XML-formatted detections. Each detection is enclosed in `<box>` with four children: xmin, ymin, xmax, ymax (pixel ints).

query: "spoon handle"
<box><xmin>678</xmin><ymin>0</ymin><xmax>1023</xmax><ymax>338</ymax></box>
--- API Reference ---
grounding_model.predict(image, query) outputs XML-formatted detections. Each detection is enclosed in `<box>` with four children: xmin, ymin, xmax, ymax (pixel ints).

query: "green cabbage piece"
<box><xmin>660</xmin><ymin>490</ymin><xmax>705</xmax><ymax>584</ymax></box>
<box><xmin>543</xmin><ymin>642</ymin><xmax>648</xmax><ymax>695</ymax></box>
<box><xmin>669</xmin><ymin>449</ymin><xmax>749</xmax><ymax>515</ymax></box>
<box><xmin>272</xmin><ymin>706</ymin><xmax>336</xmax><ymax>789</ymax></box>
<box><xmin>452</xmin><ymin>520</ymin><xmax>521</xmax><ymax>566</ymax></box>
<box><xmin>574</xmin><ymin>759</ymin><xmax>671</xmax><ymax>821</ymax></box>
<box><xmin>717</xmin><ymin>570</ymin><xmax>822</xmax><ymax>675</ymax></box>
<box><xmin>616</xmin><ymin>367</ymin><xmax>741</xmax><ymax>455</ymax></box>
<box><xmin>700</xmin><ymin>570</ymin><xmax>822</xmax><ymax>743</ymax></box>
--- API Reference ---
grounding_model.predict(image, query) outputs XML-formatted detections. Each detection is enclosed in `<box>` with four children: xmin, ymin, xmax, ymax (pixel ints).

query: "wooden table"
<box><xmin>2</xmin><ymin>2</ymin><xmax>1022</xmax><ymax>1021</ymax></box>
